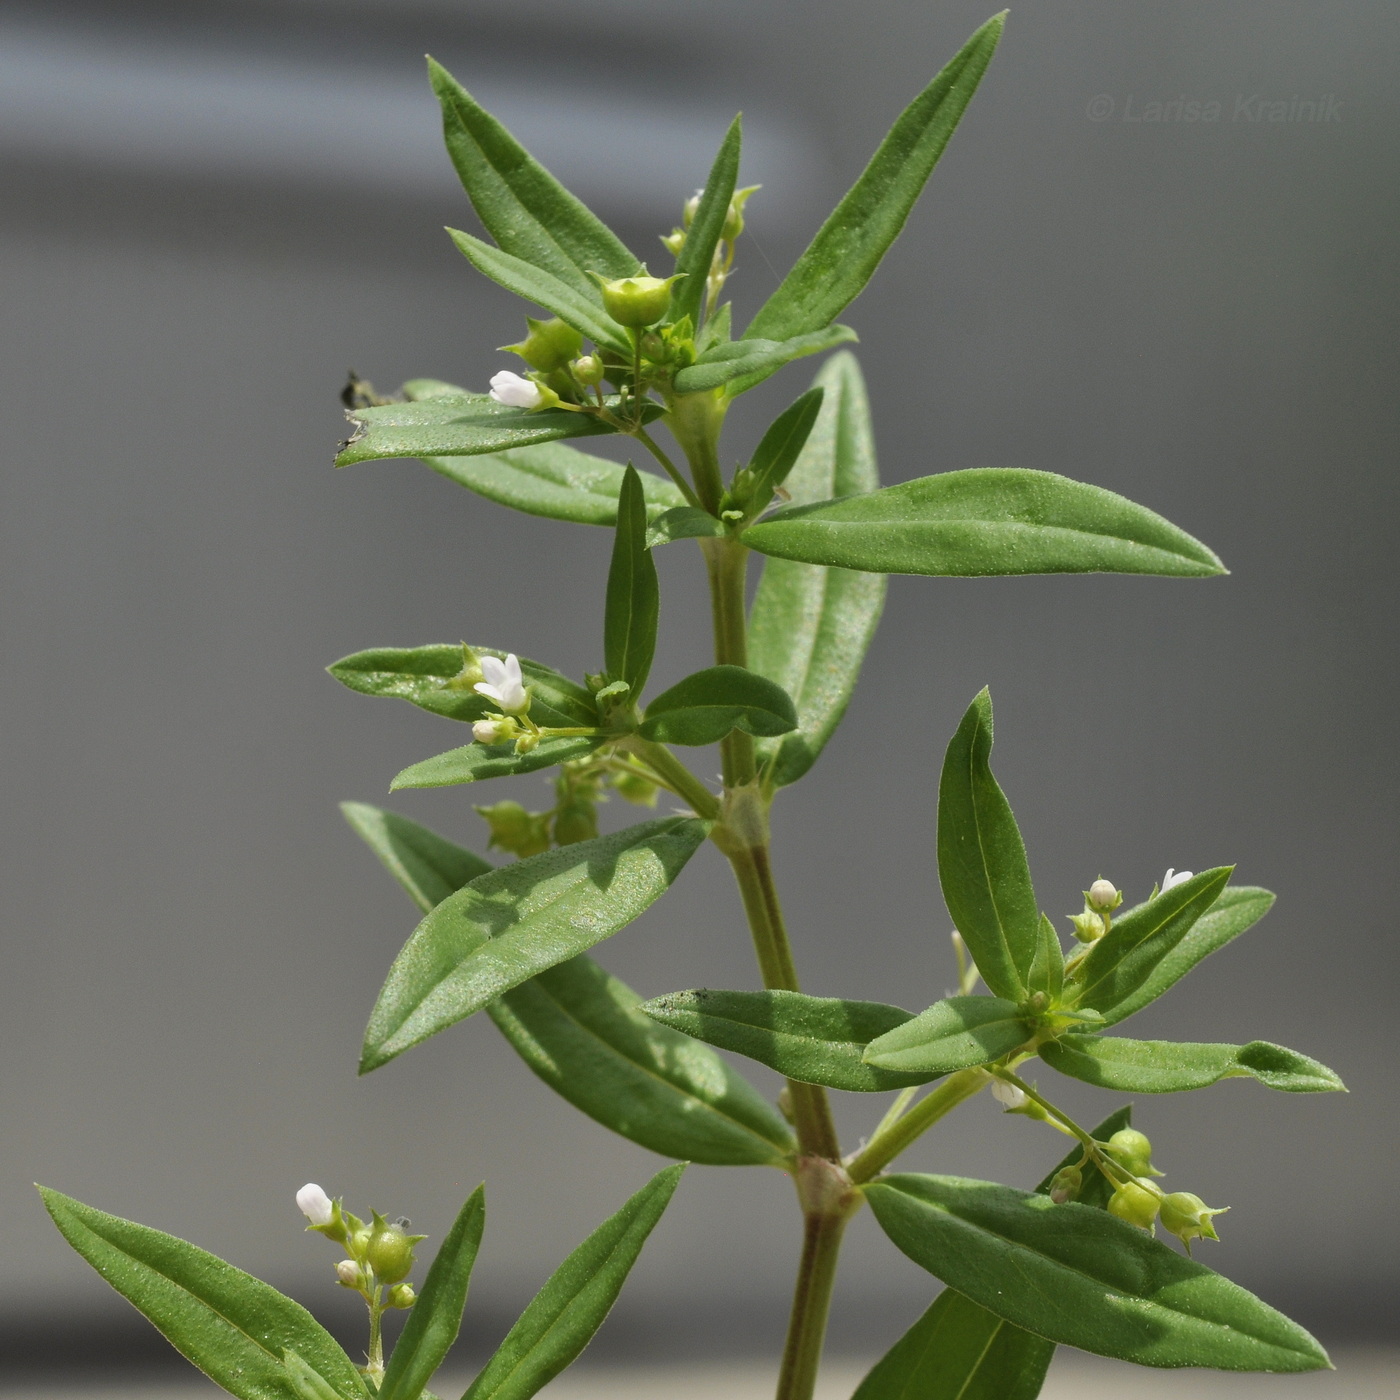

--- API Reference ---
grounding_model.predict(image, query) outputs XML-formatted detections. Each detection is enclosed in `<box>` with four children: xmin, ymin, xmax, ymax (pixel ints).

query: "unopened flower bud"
<box><xmin>335</xmin><ymin>1259</ymin><xmax>364</xmax><ymax>1289</ymax></box>
<box><xmin>1108</xmin><ymin>1178</ymin><xmax>1161</xmax><ymax>1231</ymax></box>
<box><xmin>613</xmin><ymin>770</ymin><xmax>659</xmax><ymax>807</ymax></box>
<box><xmin>365</xmin><ymin>1216</ymin><xmax>423</xmax><ymax>1286</ymax></box>
<box><xmin>1106</xmin><ymin>1128</ymin><xmax>1161</xmax><ymax>1178</ymax></box>
<box><xmin>499</xmin><ymin>317</ymin><xmax>583</xmax><ymax>373</ymax></box>
<box><xmin>1159</xmin><ymin>1191</ymin><xmax>1228</xmax><ymax>1252</ymax></box>
<box><xmin>488</xmin><ymin>370</ymin><xmax>544</xmax><ymax>409</ymax></box>
<box><xmin>552</xmin><ymin>802</ymin><xmax>598</xmax><ymax>847</ymax></box>
<box><xmin>990</xmin><ymin>1079</ymin><xmax>1029</xmax><ymax>1110</ymax></box>
<box><xmin>472</xmin><ymin>716</ymin><xmax>520</xmax><ymax>746</ymax></box>
<box><xmin>1088</xmin><ymin>879</ymin><xmax>1120</xmax><ymax>911</ymax></box>
<box><xmin>1049</xmin><ymin>1165</ymin><xmax>1083</xmax><ymax>1205</ymax></box>
<box><xmin>721</xmin><ymin>185</ymin><xmax>760</xmax><ymax>242</ymax></box>
<box><xmin>571</xmin><ymin>354</ymin><xmax>604</xmax><ymax>387</ymax></box>
<box><xmin>514</xmin><ymin>730</ymin><xmax>540</xmax><ymax>755</ymax></box>
<box><xmin>596</xmin><ymin>272</ymin><xmax>682</xmax><ymax>328</ymax></box>
<box><xmin>1160</xmin><ymin>868</ymin><xmax>1194</xmax><ymax>894</ymax></box>
<box><xmin>476</xmin><ymin>801</ymin><xmax>552</xmax><ymax>858</ymax></box>
<box><xmin>1070</xmin><ymin>910</ymin><xmax>1106</xmax><ymax>943</ymax></box>
<box><xmin>660</xmin><ymin>228</ymin><xmax>686</xmax><ymax>257</ymax></box>
<box><xmin>387</xmin><ymin>1283</ymin><xmax>417</xmax><ymax>1309</ymax></box>
<box><xmin>682</xmin><ymin>190</ymin><xmax>702</xmax><ymax>227</ymax></box>
<box><xmin>296</xmin><ymin>1184</ymin><xmax>334</xmax><ymax>1227</ymax></box>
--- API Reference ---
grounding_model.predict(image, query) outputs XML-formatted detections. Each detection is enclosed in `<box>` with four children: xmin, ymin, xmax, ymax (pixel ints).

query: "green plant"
<box><xmin>44</xmin><ymin>15</ymin><xmax>1343</xmax><ymax>1400</ymax></box>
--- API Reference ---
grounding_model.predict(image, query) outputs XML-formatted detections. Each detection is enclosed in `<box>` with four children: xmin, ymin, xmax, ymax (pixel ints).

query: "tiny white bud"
<box><xmin>682</xmin><ymin>189</ymin><xmax>702</xmax><ymax>226</ymax></box>
<box><xmin>1160</xmin><ymin>868</ymin><xmax>1193</xmax><ymax>893</ymax></box>
<box><xmin>335</xmin><ymin>1259</ymin><xmax>361</xmax><ymax>1287</ymax></box>
<box><xmin>475</xmin><ymin>653</ymin><xmax>529</xmax><ymax>714</ymax></box>
<box><xmin>1088</xmin><ymin>879</ymin><xmax>1119</xmax><ymax>911</ymax></box>
<box><xmin>472</xmin><ymin>717</ymin><xmax>516</xmax><ymax>745</ymax></box>
<box><xmin>296</xmin><ymin>1183</ymin><xmax>334</xmax><ymax>1226</ymax></box>
<box><xmin>488</xmin><ymin>370</ymin><xmax>544</xmax><ymax>409</ymax></box>
<box><xmin>990</xmin><ymin>1080</ymin><xmax>1028</xmax><ymax>1110</ymax></box>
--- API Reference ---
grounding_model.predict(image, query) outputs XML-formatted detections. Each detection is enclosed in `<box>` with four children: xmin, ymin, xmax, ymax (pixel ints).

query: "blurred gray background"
<box><xmin>3</xmin><ymin>0</ymin><xmax>1396</xmax><ymax>1383</ymax></box>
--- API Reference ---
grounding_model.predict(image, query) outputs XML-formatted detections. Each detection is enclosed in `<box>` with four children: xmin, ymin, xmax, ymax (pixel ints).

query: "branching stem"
<box><xmin>847</xmin><ymin>1070</ymin><xmax>989</xmax><ymax>1183</ymax></box>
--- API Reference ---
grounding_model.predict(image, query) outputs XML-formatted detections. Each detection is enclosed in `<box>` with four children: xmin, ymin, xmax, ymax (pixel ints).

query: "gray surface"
<box><xmin>2</xmin><ymin>0</ymin><xmax>1396</xmax><ymax>1370</ymax></box>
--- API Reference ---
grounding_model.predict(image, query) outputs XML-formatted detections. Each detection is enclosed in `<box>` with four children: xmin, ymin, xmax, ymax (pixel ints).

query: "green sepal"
<box><xmin>937</xmin><ymin>689</ymin><xmax>1039</xmax><ymax>1002</ymax></box>
<box><xmin>672</xmin><ymin>325</ymin><xmax>858</xmax><ymax>395</ymax></box>
<box><xmin>336</xmin><ymin>391</ymin><xmax>661</xmax><ymax>467</ymax></box>
<box><xmin>638</xmin><ymin>665</ymin><xmax>798</xmax><ymax>745</ymax></box>
<box><xmin>360</xmin><ymin>817</ymin><xmax>708</xmax><ymax>1070</ymax></box>
<box><xmin>862</xmin><ymin>995</ymin><xmax>1030</xmax><ymax>1075</ymax></box>
<box><xmin>603</xmin><ymin>465</ymin><xmax>660</xmax><ymax>697</ymax></box>
<box><xmin>1027</xmin><ymin>913</ymin><xmax>1065</xmax><ymax>1002</ymax></box>
<box><xmin>39</xmin><ymin>1188</ymin><xmax>368</xmax><ymax>1400</ymax></box>
<box><xmin>669</xmin><ymin>116</ymin><xmax>741</xmax><ymax>329</ymax></box>
<box><xmin>328</xmin><ymin>645</ymin><xmax>597</xmax><ymax>729</ymax></box>
<box><xmin>463</xmin><ymin>1166</ymin><xmax>685</xmax><ymax>1400</ymax></box>
<box><xmin>378</xmin><ymin>1186</ymin><xmax>486</xmax><ymax>1400</ymax></box>
<box><xmin>640</xmin><ymin>988</ymin><xmax>931</xmax><ymax>1093</ymax></box>
<box><xmin>742</xmin><ymin>469</ymin><xmax>1227</xmax><ymax>578</ymax></box>
<box><xmin>863</xmin><ymin>1174</ymin><xmax>1331</xmax><ymax>1372</ymax></box>
<box><xmin>342</xmin><ymin>804</ymin><xmax>794</xmax><ymax>1165</ymax></box>
<box><xmin>391</xmin><ymin>737</ymin><xmax>604</xmax><ymax>790</ymax></box>
<box><xmin>1072</xmin><ymin>867</ymin><xmax>1234</xmax><ymax>1017</ymax></box>
<box><xmin>739</xmin><ymin>387</ymin><xmax>825</xmax><ymax>517</ymax></box>
<box><xmin>1040</xmin><ymin>1035</ymin><xmax>1346</xmax><ymax>1095</ymax></box>
<box><xmin>745</xmin><ymin>16</ymin><xmax>1004</xmax><ymax>348</ymax></box>
<box><xmin>428</xmin><ymin>58</ymin><xmax>639</xmax><ymax>299</ymax></box>
<box><xmin>645</xmin><ymin>506</ymin><xmax>725</xmax><ymax>547</ymax></box>
<box><xmin>750</xmin><ymin>352</ymin><xmax>885</xmax><ymax>788</ymax></box>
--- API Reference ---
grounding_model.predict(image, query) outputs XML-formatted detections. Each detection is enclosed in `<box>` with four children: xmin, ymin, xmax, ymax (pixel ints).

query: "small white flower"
<box><xmin>296</xmin><ymin>1183</ymin><xmax>334</xmax><ymax>1226</ymax></box>
<box><xmin>990</xmin><ymin>1080</ymin><xmax>1028</xmax><ymax>1110</ymax></box>
<box><xmin>489</xmin><ymin>370</ymin><xmax>543</xmax><ymax>409</ymax></box>
<box><xmin>1161</xmin><ymin>868</ymin><xmax>1194</xmax><ymax>893</ymax></box>
<box><xmin>475</xmin><ymin>653</ymin><xmax>529</xmax><ymax>714</ymax></box>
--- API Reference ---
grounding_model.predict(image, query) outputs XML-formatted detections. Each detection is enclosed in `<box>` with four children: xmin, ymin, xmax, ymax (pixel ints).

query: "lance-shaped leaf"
<box><xmin>697</xmin><ymin>299</ymin><xmax>732</xmax><ymax>353</ymax></box>
<box><xmin>330</xmin><ymin>645</ymin><xmax>597</xmax><ymax>730</ymax></box>
<box><xmin>672</xmin><ymin>325</ymin><xmax>858</xmax><ymax>395</ymax></box>
<box><xmin>641</xmin><ymin>988</ymin><xmax>931</xmax><ymax>1093</ymax></box>
<box><xmin>1034</xmin><ymin>1106</ymin><xmax>1135</xmax><ymax>1211</ymax></box>
<box><xmin>39</xmin><ymin>1189</ymin><xmax>367</xmax><ymax>1400</ymax></box>
<box><xmin>361</xmin><ymin>817</ymin><xmax>707</xmax><ymax>1070</ymax></box>
<box><xmin>742</xmin><ymin>387</ymin><xmax>825</xmax><ymax>517</ymax></box>
<box><xmin>937</xmin><ymin>689</ymin><xmax>1038</xmax><ymax>1002</ymax></box>
<box><xmin>391</xmin><ymin>737</ymin><xmax>603</xmax><ymax>791</ymax></box>
<box><xmin>1072</xmin><ymin>867</ymin><xmax>1233</xmax><ymax>1018</ymax></box>
<box><xmin>669</xmin><ymin>116</ymin><xmax>741</xmax><ymax>329</ymax></box>
<box><xmin>863</xmin><ymin>995</ymin><xmax>1031</xmax><ymax>1075</ymax></box>
<box><xmin>743</xmin><ymin>469</ymin><xmax>1226</xmax><ymax>578</ymax></box>
<box><xmin>604</xmin><ymin>466</ymin><xmax>660</xmax><ymax>697</ymax></box>
<box><xmin>746</xmin><ymin>16</ymin><xmax>1003</xmax><ymax>345</ymax></box>
<box><xmin>1096</xmin><ymin>885</ymin><xmax>1275</xmax><ymax>1027</ymax></box>
<box><xmin>464</xmin><ymin>1166</ymin><xmax>684</xmax><ymax>1400</ymax></box>
<box><xmin>378</xmin><ymin>1186</ymin><xmax>486</xmax><ymax>1400</ymax></box>
<box><xmin>1027</xmin><ymin>914</ymin><xmax>1065</xmax><ymax>1002</ymax></box>
<box><xmin>343</xmin><ymin>804</ymin><xmax>795</xmax><ymax>1166</ymax></box>
<box><xmin>1040</xmin><ymin>1035</ymin><xmax>1346</xmax><ymax>1095</ymax></box>
<box><xmin>851</xmin><ymin>1287</ymin><xmax>1053</xmax><ymax>1400</ymax></box>
<box><xmin>864</xmin><ymin>1174</ymin><xmax>1330</xmax><ymax>1372</ymax></box>
<box><xmin>429</xmin><ymin>59</ymin><xmax>640</xmax><ymax>300</ymax></box>
<box><xmin>646</xmin><ymin>506</ymin><xmax>725</xmax><ymax>548</ymax></box>
<box><xmin>448</xmin><ymin>231</ymin><xmax>632</xmax><ymax>354</ymax></box>
<box><xmin>638</xmin><ymin>665</ymin><xmax>798</xmax><ymax>745</ymax></box>
<box><xmin>751</xmin><ymin>352</ymin><xmax>885</xmax><ymax>788</ymax></box>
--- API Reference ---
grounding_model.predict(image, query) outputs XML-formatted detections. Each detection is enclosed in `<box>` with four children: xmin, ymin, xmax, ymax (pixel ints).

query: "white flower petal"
<box><xmin>1161</xmin><ymin>868</ymin><xmax>1194</xmax><ymax>893</ymax></box>
<box><xmin>488</xmin><ymin>370</ymin><xmax>543</xmax><ymax>409</ymax></box>
<box><xmin>990</xmin><ymin>1080</ymin><xmax>1028</xmax><ymax>1110</ymax></box>
<box><xmin>296</xmin><ymin>1183</ymin><xmax>334</xmax><ymax>1226</ymax></box>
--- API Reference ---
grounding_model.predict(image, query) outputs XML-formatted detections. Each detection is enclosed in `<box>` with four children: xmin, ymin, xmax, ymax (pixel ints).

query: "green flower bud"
<box><xmin>595</xmin><ymin>272</ymin><xmax>683</xmax><ymax>328</ymax></box>
<box><xmin>1088</xmin><ymin>879</ymin><xmax>1121</xmax><ymax>912</ymax></box>
<box><xmin>499</xmin><ymin>317</ymin><xmax>583</xmax><ymax>372</ymax></box>
<box><xmin>1049</xmin><ymin>1165</ymin><xmax>1083</xmax><ymax>1204</ymax></box>
<box><xmin>1107</xmin><ymin>1178</ymin><xmax>1161</xmax><ymax>1231</ymax></box>
<box><xmin>513</xmin><ymin>730</ymin><xmax>540</xmax><ymax>755</ymax></box>
<box><xmin>552</xmin><ymin>801</ymin><xmax>598</xmax><ymax>847</ymax></box>
<box><xmin>613</xmin><ymin>770</ymin><xmax>659</xmax><ymax>807</ymax></box>
<box><xmin>571</xmin><ymin>354</ymin><xmax>605</xmax><ymax>387</ymax></box>
<box><xmin>682</xmin><ymin>191</ymin><xmax>701</xmax><ymax>227</ymax></box>
<box><xmin>476</xmin><ymin>801</ymin><xmax>552</xmax><ymax>858</ymax></box>
<box><xmin>1159</xmin><ymin>1192</ymin><xmax>1228</xmax><ymax>1253</ymax></box>
<box><xmin>387</xmin><ymin>1283</ymin><xmax>417</xmax><ymax>1309</ymax></box>
<box><xmin>365</xmin><ymin>1215</ymin><xmax>424</xmax><ymax>1286</ymax></box>
<box><xmin>1069</xmin><ymin>909</ymin><xmax>1106</xmax><ymax>943</ymax></box>
<box><xmin>660</xmin><ymin>227</ymin><xmax>686</xmax><ymax>257</ymax></box>
<box><xmin>721</xmin><ymin>185</ymin><xmax>761</xmax><ymax>241</ymax></box>
<box><xmin>1106</xmin><ymin>1128</ymin><xmax>1163</xmax><ymax>1178</ymax></box>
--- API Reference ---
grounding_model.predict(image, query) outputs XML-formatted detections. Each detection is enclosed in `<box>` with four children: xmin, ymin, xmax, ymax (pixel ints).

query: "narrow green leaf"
<box><xmin>669</xmin><ymin>116</ymin><xmax>741</xmax><ymax>329</ymax></box>
<box><xmin>672</xmin><ymin>325</ymin><xmax>858</xmax><ymax>395</ymax></box>
<box><xmin>745</xmin><ymin>16</ymin><xmax>1003</xmax><ymax>345</ymax></box>
<box><xmin>391</xmin><ymin>737</ymin><xmax>603</xmax><ymax>791</ymax></box>
<box><xmin>1028</xmin><ymin>913</ymin><xmax>1065</xmax><ymax>1002</ymax></box>
<box><xmin>1073</xmin><ymin>868</ymin><xmax>1234</xmax><ymax>1018</ymax></box>
<box><xmin>39</xmin><ymin>1189</ymin><xmax>366</xmax><ymax>1400</ymax></box>
<box><xmin>1096</xmin><ymin>885</ymin><xmax>1275</xmax><ymax>1027</ymax></box>
<box><xmin>750</xmin><ymin>352</ymin><xmax>885</xmax><ymax>787</ymax></box>
<box><xmin>1034</xmin><ymin>1106</ymin><xmax>1134</xmax><ymax>1210</ymax></box>
<box><xmin>1041</xmin><ymin>1035</ymin><xmax>1346</xmax><ymax>1095</ymax></box>
<box><xmin>448</xmin><ymin>230</ymin><xmax>631</xmax><ymax>353</ymax></box>
<box><xmin>329</xmin><ymin>645</ymin><xmax>597</xmax><ymax>730</ymax></box>
<box><xmin>863</xmin><ymin>995</ymin><xmax>1030</xmax><ymax>1075</ymax></box>
<box><xmin>937</xmin><ymin>689</ymin><xmax>1038</xmax><ymax>1002</ymax></box>
<box><xmin>379</xmin><ymin>1186</ymin><xmax>486</xmax><ymax>1400</ymax></box>
<box><xmin>638</xmin><ymin>665</ymin><xmax>797</xmax><ymax>745</ymax></box>
<box><xmin>604</xmin><ymin>466</ymin><xmax>660</xmax><ymax>697</ymax></box>
<box><xmin>429</xmin><ymin>59</ymin><xmax>639</xmax><ymax>297</ymax></box>
<box><xmin>852</xmin><ymin>1287</ymin><xmax>1053</xmax><ymax>1400</ymax></box>
<box><xmin>284</xmin><ymin>1352</ymin><xmax>345</xmax><ymax>1400</ymax></box>
<box><xmin>341</xmin><ymin>806</ymin><xmax>795</xmax><ymax>1166</ymax></box>
<box><xmin>361</xmin><ymin>817</ymin><xmax>707</xmax><ymax>1070</ymax></box>
<box><xmin>743</xmin><ymin>469</ymin><xmax>1227</xmax><ymax>578</ymax></box>
<box><xmin>341</xmin><ymin>803</ymin><xmax>492</xmax><ymax>907</ymax></box>
<box><xmin>337</xmin><ymin>392</ymin><xmax>661</xmax><ymax>467</ymax></box>
<box><xmin>864</xmin><ymin>1174</ymin><xmax>1331</xmax><ymax>1372</ymax></box>
<box><xmin>641</xmin><ymin>988</ymin><xmax>931</xmax><ymax>1093</ymax></box>
<box><xmin>744</xmin><ymin>388</ymin><xmax>825</xmax><ymax>516</ymax></box>
<box><xmin>646</xmin><ymin>505</ymin><xmax>724</xmax><ymax>547</ymax></box>
<box><xmin>464</xmin><ymin>1166</ymin><xmax>684</xmax><ymax>1400</ymax></box>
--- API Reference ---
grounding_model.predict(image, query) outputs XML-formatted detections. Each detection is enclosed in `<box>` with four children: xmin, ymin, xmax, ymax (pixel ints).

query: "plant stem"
<box><xmin>634</xmin><ymin>426</ymin><xmax>702</xmax><ymax>508</ymax></box>
<box><xmin>847</xmin><ymin>1070</ymin><xmax>988</xmax><ymax>1183</ymax></box>
<box><xmin>627</xmin><ymin>738</ymin><xmax>721</xmax><ymax>821</ymax></box>
<box><xmin>776</xmin><ymin>1207</ymin><xmax>853</xmax><ymax>1400</ymax></box>
<box><xmin>700</xmin><ymin>535</ymin><xmax>756</xmax><ymax>788</ymax></box>
<box><xmin>365</xmin><ymin>1293</ymin><xmax>385</xmax><ymax>1382</ymax></box>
